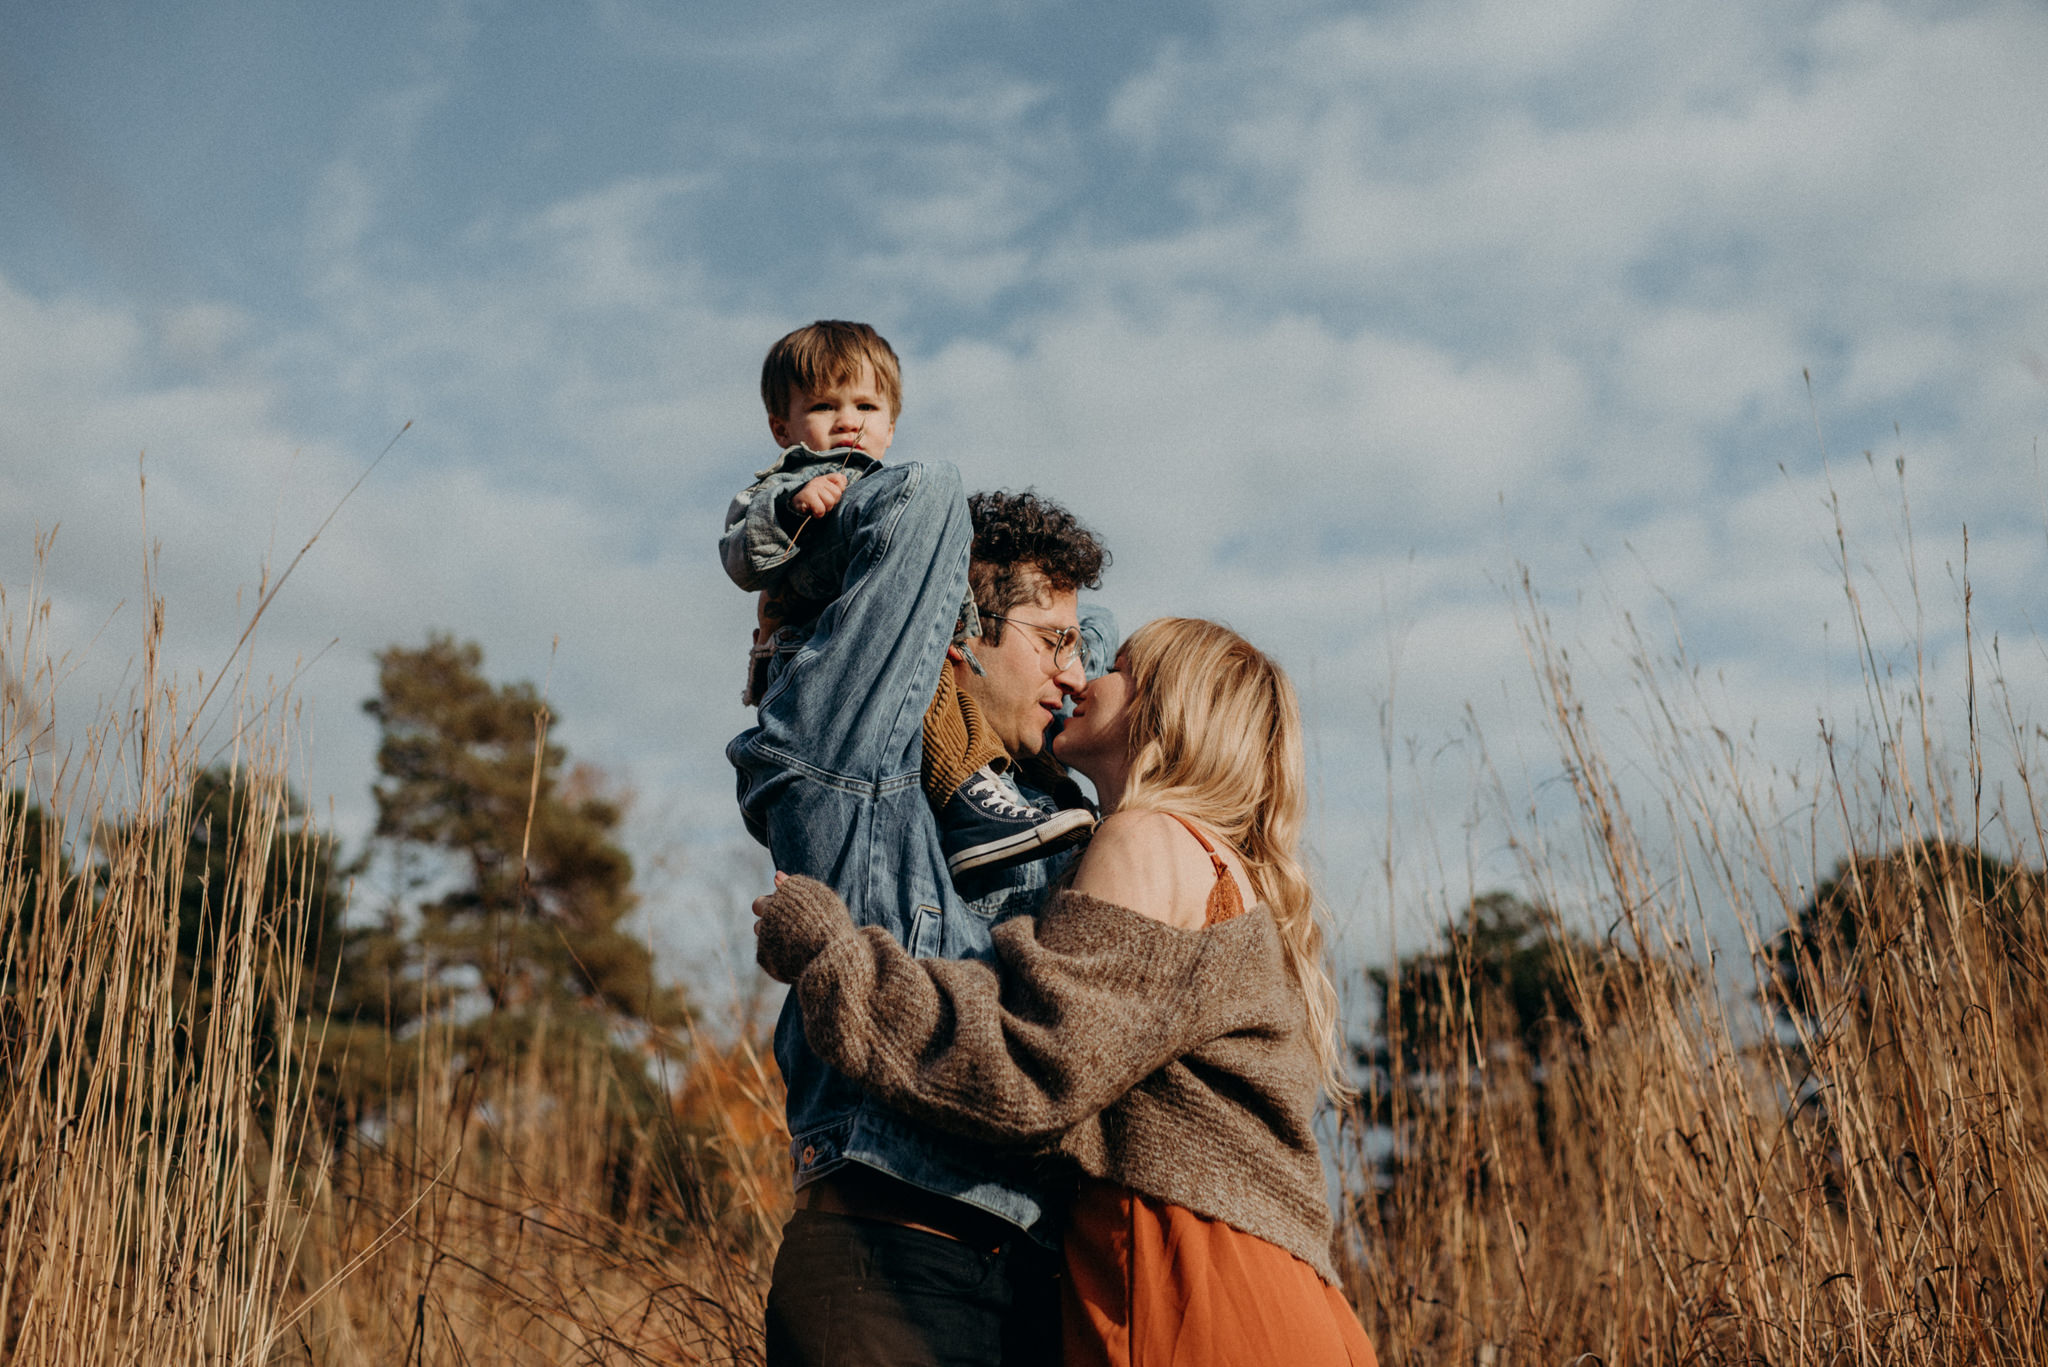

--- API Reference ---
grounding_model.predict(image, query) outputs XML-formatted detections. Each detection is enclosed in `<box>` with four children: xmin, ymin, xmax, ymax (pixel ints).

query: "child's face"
<box><xmin>769</xmin><ymin>363</ymin><xmax>897</xmax><ymax>459</ymax></box>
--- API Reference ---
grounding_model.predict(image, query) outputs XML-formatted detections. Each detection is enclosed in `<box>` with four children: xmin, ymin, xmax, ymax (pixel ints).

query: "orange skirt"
<box><xmin>1062</xmin><ymin>1180</ymin><xmax>1378</xmax><ymax>1367</ymax></box>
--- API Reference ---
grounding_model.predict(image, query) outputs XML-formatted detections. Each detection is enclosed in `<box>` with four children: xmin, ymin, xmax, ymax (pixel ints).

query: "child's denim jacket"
<box><xmin>723</xmin><ymin>444</ymin><xmax>993</xmax><ymax>705</ymax></box>
<box><xmin>720</xmin><ymin>443</ymin><xmax>883</xmax><ymax>603</ymax></box>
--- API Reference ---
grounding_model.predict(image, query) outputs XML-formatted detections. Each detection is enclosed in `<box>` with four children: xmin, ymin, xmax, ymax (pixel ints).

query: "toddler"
<box><xmin>719</xmin><ymin>320</ymin><xmax>1094</xmax><ymax>879</ymax></box>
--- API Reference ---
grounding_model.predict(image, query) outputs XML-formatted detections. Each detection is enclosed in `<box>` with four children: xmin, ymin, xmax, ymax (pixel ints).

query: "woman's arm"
<box><xmin>754</xmin><ymin>873</ymin><xmax>1272</xmax><ymax>1146</ymax></box>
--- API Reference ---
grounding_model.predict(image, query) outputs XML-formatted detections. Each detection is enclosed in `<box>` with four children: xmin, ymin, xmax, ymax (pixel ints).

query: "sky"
<box><xmin>4</xmin><ymin>0</ymin><xmax>2047</xmax><ymax>985</ymax></box>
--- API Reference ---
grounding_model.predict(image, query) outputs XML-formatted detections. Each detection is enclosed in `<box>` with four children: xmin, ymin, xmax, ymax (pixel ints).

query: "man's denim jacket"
<box><xmin>726</xmin><ymin>459</ymin><xmax>1114</xmax><ymax>1241</ymax></box>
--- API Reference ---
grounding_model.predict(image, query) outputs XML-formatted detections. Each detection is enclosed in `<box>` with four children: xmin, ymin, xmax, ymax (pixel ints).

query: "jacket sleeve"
<box><xmin>720</xmin><ymin>468</ymin><xmax>809</xmax><ymax>590</ymax></box>
<box><xmin>718</xmin><ymin>453</ymin><xmax>874</xmax><ymax>591</ymax></box>
<box><xmin>759</xmin><ymin>874</ymin><xmax>1266</xmax><ymax>1146</ymax></box>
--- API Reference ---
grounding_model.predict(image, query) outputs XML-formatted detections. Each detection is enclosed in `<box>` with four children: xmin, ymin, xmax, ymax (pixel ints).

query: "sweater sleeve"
<box><xmin>763</xmin><ymin>875</ymin><xmax>1268</xmax><ymax>1146</ymax></box>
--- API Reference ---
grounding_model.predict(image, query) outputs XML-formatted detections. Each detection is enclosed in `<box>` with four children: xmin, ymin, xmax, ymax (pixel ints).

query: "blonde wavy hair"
<box><xmin>1113</xmin><ymin>618</ymin><xmax>1352</xmax><ymax>1100</ymax></box>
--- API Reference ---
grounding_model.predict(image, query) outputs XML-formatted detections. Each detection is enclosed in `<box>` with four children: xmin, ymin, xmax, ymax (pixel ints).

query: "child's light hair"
<box><xmin>1114</xmin><ymin>618</ymin><xmax>1353</xmax><ymax>1101</ymax></box>
<box><xmin>760</xmin><ymin>321</ymin><xmax>902</xmax><ymax>421</ymax></box>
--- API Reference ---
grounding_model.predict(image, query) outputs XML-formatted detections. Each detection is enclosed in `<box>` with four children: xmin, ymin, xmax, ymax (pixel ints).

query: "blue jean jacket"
<box><xmin>727</xmin><ymin>460</ymin><xmax>1114</xmax><ymax>1240</ymax></box>
<box><xmin>719</xmin><ymin>443</ymin><xmax>884</xmax><ymax>602</ymax></box>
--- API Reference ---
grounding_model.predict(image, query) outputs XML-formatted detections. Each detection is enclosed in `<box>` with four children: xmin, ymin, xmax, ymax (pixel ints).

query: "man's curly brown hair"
<box><xmin>967</xmin><ymin>490</ymin><xmax>1110</xmax><ymax>643</ymax></box>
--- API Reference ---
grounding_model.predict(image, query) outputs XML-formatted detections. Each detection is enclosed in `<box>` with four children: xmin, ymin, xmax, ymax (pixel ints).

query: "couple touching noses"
<box><xmin>751</xmin><ymin>612</ymin><xmax>1376</xmax><ymax>1366</ymax></box>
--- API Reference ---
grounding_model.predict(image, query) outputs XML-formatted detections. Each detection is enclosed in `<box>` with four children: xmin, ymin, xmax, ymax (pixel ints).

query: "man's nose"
<box><xmin>1054</xmin><ymin>655</ymin><xmax>1087</xmax><ymax>696</ymax></box>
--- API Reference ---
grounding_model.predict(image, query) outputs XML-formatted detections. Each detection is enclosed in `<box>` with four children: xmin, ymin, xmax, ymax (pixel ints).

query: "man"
<box><xmin>727</xmin><ymin>461</ymin><xmax>1112</xmax><ymax>1366</ymax></box>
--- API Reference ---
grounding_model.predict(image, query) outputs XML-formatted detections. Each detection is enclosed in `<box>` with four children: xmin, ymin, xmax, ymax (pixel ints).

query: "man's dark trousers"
<box><xmin>765</xmin><ymin>1211</ymin><xmax>1060</xmax><ymax>1367</ymax></box>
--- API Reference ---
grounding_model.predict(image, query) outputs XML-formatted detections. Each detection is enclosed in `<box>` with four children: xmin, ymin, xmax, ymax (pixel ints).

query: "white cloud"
<box><xmin>519</xmin><ymin>175</ymin><xmax>708</xmax><ymax>309</ymax></box>
<box><xmin>7</xmin><ymin>0</ymin><xmax>2047</xmax><ymax>968</ymax></box>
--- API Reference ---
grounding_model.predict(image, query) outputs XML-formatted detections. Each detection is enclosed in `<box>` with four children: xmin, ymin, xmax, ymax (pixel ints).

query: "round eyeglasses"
<box><xmin>978</xmin><ymin>612</ymin><xmax>1082</xmax><ymax>670</ymax></box>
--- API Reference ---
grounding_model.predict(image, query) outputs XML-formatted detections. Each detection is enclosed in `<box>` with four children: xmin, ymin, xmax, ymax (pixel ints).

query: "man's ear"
<box><xmin>945</xmin><ymin>644</ymin><xmax>966</xmax><ymax>664</ymax></box>
<box><xmin>769</xmin><ymin>413</ymin><xmax>792</xmax><ymax>448</ymax></box>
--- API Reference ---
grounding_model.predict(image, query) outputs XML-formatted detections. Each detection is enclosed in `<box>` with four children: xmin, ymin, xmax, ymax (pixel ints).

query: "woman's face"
<box><xmin>1052</xmin><ymin>650</ymin><xmax>1133</xmax><ymax>779</ymax></box>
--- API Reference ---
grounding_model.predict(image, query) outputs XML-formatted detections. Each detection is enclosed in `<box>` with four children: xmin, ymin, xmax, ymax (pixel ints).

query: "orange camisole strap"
<box><xmin>1164</xmin><ymin>812</ymin><xmax>1248</xmax><ymax>927</ymax></box>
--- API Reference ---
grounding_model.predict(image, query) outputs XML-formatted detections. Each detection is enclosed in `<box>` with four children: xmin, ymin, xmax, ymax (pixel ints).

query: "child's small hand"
<box><xmin>792</xmin><ymin>472</ymin><xmax>848</xmax><ymax>518</ymax></box>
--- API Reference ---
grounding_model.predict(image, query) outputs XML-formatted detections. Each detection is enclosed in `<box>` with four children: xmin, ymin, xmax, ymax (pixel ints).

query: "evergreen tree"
<box><xmin>3</xmin><ymin>771</ymin><xmax>344</xmax><ymax>1015</ymax></box>
<box><xmin>359</xmin><ymin>634</ymin><xmax>686</xmax><ymax>1057</ymax></box>
<box><xmin>1368</xmin><ymin>892</ymin><xmax>1600</xmax><ymax>1072</ymax></box>
<box><xmin>4</xmin><ymin>770</ymin><xmax>355</xmax><ymax>1138</ymax></box>
<box><xmin>1</xmin><ymin>790</ymin><xmax>72</xmax><ymax>990</ymax></box>
<box><xmin>0</xmin><ymin>790</ymin><xmax>72</xmax><ymax>1073</ymax></box>
<box><xmin>160</xmin><ymin>767</ymin><xmax>372</xmax><ymax>1137</ymax></box>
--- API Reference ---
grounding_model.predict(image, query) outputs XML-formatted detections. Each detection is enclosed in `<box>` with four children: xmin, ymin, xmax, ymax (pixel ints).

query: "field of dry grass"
<box><xmin>4</xmin><ymin>515</ymin><xmax>2045</xmax><ymax>1364</ymax></box>
<box><xmin>1340</xmin><ymin>571</ymin><xmax>2048</xmax><ymax>1363</ymax></box>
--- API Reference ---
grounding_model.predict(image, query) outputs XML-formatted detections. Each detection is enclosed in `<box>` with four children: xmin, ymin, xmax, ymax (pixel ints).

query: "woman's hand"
<box><xmin>752</xmin><ymin>871</ymin><xmax>856</xmax><ymax>983</ymax></box>
<box><xmin>750</xmin><ymin>871</ymin><xmax>788</xmax><ymax>935</ymax></box>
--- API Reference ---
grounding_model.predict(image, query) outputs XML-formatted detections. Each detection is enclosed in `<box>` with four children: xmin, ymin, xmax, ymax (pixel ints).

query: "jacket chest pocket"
<box><xmin>908</xmin><ymin>904</ymin><xmax>943</xmax><ymax>958</ymax></box>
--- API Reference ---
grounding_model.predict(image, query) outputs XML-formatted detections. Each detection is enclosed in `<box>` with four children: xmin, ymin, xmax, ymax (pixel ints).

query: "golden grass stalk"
<box><xmin>279</xmin><ymin>1015</ymin><xmax>787</xmax><ymax>1365</ymax></box>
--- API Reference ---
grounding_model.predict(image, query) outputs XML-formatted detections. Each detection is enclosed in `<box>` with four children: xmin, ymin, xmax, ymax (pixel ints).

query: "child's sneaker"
<box><xmin>941</xmin><ymin>765</ymin><xmax>1096</xmax><ymax>876</ymax></box>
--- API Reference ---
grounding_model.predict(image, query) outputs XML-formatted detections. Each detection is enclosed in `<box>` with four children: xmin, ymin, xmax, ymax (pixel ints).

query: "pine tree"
<box><xmin>358</xmin><ymin>634</ymin><xmax>687</xmax><ymax>1058</ymax></box>
<box><xmin>4</xmin><ymin>769</ymin><xmax>356</xmax><ymax>1141</ymax></box>
<box><xmin>0</xmin><ymin>789</ymin><xmax>71</xmax><ymax>1073</ymax></box>
<box><xmin>1764</xmin><ymin>840</ymin><xmax>2042</xmax><ymax>1032</ymax></box>
<box><xmin>1</xmin><ymin>790</ymin><xmax>71</xmax><ymax>994</ymax></box>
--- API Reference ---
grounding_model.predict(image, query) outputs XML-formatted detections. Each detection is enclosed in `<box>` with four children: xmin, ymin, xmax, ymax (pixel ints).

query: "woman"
<box><xmin>753</xmin><ymin>618</ymin><xmax>1376</xmax><ymax>1366</ymax></box>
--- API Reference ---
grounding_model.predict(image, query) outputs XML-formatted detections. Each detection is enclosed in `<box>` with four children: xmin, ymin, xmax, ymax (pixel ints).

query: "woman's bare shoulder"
<box><xmin>1085</xmin><ymin>809</ymin><xmax>1188</xmax><ymax>852</ymax></box>
<box><xmin>1070</xmin><ymin>810</ymin><xmax>1208</xmax><ymax>931</ymax></box>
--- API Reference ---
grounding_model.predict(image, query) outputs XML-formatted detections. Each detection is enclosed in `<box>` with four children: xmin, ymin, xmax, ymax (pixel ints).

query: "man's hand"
<box><xmin>791</xmin><ymin>472</ymin><xmax>849</xmax><ymax>519</ymax></box>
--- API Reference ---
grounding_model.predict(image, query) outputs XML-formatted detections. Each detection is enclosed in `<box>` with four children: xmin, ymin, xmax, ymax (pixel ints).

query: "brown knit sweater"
<box><xmin>756</xmin><ymin>874</ymin><xmax>1339</xmax><ymax>1284</ymax></box>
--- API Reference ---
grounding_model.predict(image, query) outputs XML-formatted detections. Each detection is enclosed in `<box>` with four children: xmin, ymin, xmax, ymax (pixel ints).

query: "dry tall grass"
<box><xmin>1</xmin><ymin>555</ymin><xmax>327</xmax><ymax>1362</ymax></box>
<box><xmin>7</xmin><ymin>503</ymin><xmax>2046</xmax><ymax>1364</ymax></box>
<box><xmin>1340</xmin><ymin>548</ymin><xmax>2048</xmax><ymax>1363</ymax></box>
<box><xmin>282</xmin><ymin>1015</ymin><xmax>786</xmax><ymax>1363</ymax></box>
<box><xmin>0</xmin><ymin>558</ymin><xmax>789</xmax><ymax>1365</ymax></box>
